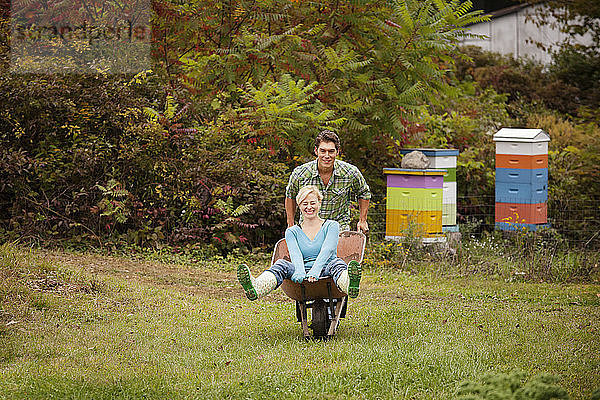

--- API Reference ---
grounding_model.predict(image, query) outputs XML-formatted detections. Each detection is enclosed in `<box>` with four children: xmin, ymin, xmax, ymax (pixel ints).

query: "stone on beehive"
<box><xmin>401</xmin><ymin>151</ymin><xmax>430</xmax><ymax>169</ymax></box>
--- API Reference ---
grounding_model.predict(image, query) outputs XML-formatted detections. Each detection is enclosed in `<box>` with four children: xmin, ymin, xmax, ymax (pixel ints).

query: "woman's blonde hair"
<box><xmin>296</xmin><ymin>185</ymin><xmax>323</xmax><ymax>205</ymax></box>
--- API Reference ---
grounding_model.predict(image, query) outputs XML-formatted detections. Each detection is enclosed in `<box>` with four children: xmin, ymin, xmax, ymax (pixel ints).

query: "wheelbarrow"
<box><xmin>271</xmin><ymin>230</ymin><xmax>366</xmax><ymax>339</ymax></box>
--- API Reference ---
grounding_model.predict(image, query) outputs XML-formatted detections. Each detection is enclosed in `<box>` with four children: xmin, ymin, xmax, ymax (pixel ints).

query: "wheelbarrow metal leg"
<box><xmin>298</xmin><ymin>301</ymin><xmax>310</xmax><ymax>338</ymax></box>
<box><xmin>295</xmin><ymin>301</ymin><xmax>302</xmax><ymax>322</ymax></box>
<box><xmin>326</xmin><ymin>282</ymin><xmax>335</xmax><ymax>319</ymax></box>
<box><xmin>298</xmin><ymin>284</ymin><xmax>310</xmax><ymax>338</ymax></box>
<box><xmin>328</xmin><ymin>296</ymin><xmax>346</xmax><ymax>337</ymax></box>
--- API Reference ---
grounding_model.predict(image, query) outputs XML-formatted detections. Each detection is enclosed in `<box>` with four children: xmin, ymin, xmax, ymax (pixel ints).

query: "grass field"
<box><xmin>1</xmin><ymin>243</ymin><xmax>599</xmax><ymax>399</ymax></box>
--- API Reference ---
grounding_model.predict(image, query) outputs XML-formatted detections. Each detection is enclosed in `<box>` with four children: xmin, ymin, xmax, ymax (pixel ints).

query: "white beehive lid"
<box><xmin>493</xmin><ymin>128</ymin><xmax>550</xmax><ymax>143</ymax></box>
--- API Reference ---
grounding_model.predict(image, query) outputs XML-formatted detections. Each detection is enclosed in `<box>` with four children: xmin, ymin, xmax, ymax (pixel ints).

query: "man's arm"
<box><xmin>285</xmin><ymin>165</ymin><xmax>303</xmax><ymax>228</ymax></box>
<box><xmin>357</xmin><ymin>198</ymin><xmax>369</xmax><ymax>233</ymax></box>
<box><xmin>285</xmin><ymin>197</ymin><xmax>297</xmax><ymax>228</ymax></box>
<box><xmin>351</xmin><ymin>166</ymin><xmax>371</xmax><ymax>233</ymax></box>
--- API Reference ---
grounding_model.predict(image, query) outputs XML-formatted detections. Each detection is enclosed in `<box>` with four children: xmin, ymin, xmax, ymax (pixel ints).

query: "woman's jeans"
<box><xmin>266</xmin><ymin>257</ymin><xmax>348</xmax><ymax>288</ymax></box>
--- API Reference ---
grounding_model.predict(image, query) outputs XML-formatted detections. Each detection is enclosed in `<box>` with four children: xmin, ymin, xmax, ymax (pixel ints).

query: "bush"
<box><xmin>527</xmin><ymin>113</ymin><xmax>600</xmax><ymax>244</ymax></box>
<box><xmin>455</xmin><ymin>370</ymin><xmax>569</xmax><ymax>400</ymax></box>
<box><xmin>549</xmin><ymin>46</ymin><xmax>600</xmax><ymax>117</ymax></box>
<box><xmin>455</xmin><ymin>46</ymin><xmax>582</xmax><ymax>117</ymax></box>
<box><xmin>0</xmin><ymin>73</ymin><xmax>288</xmax><ymax>253</ymax></box>
<box><xmin>411</xmin><ymin>79</ymin><xmax>510</xmax><ymax>230</ymax></box>
<box><xmin>0</xmin><ymin>73</ymin><xmax>154</xmax><ymax>246</ymax></box>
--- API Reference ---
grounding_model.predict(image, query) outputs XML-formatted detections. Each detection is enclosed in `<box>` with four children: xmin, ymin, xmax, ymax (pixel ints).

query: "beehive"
<box><xmin>383</xmin><ymin>168</ymin><xmax>446</xmax><ymax>243</ymax></box>
<box><xmin>400</xmin><ymin>149</ymin><xmax>459</xmax><ymax>232</ymax></box>
<box><xmin>493</xmin><ymin>128</ymin><xmax>550</xmax><ymax>231</ymax></box>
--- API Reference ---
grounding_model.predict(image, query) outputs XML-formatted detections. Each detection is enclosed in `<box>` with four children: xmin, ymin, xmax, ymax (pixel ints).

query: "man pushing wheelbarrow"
<box><xmin>236</xmin><ymin>131</ymin><xmax>371</xmax><ymax>338</ymax></box>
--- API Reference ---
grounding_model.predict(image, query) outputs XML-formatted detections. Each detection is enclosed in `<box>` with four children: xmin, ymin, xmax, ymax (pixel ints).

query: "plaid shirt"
<box><xmin>286</xmin><ymin>159</ymin><xmax>371</xmax><ymax>229</ymax></box>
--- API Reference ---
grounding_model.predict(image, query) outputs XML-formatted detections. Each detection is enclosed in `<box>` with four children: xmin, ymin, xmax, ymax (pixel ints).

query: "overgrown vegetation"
<box><xmin>414</xmin><ymin>45</ymin><xmax>600</xmax><ymax>245</ymax></box>
<box><xmin>364</xmin><ymin>228</ymin><xmax>600</xmax><ymax>283</ymax></box>
<box><xmin>0</xmin><ymin>0</ymin><xmax>491</xmax><ymax>252</ymax></box>
<box><xmin>0</xmin><ymin>0</ymin><xmax>599</xmax><ymax>251</ymax></box>
<box><xmin>455</xmin><ymin>370</ymin><xmax>569</xmax><ymax>400</ymax></box>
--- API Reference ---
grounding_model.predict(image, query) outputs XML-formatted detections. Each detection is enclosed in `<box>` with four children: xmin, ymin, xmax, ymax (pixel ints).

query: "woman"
<box><xmin>237</xmin><ymin>185</ymin><xmax>362</xmax><ymax>300</ymax></box>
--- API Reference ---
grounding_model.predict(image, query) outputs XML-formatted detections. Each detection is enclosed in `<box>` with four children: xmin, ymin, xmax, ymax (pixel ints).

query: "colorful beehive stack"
<box><xmin>383</xmin><ymin>168</ymin><xmax>446</xmax><ymax>243</ymax></box>
<box><xmin>493</xmin><ymin>128</ymin><xmax>550</xmax><ymax>231</ymax></box>
<box><xmin>400</xmin><ymin>149</ymin><xmax>459</xmax><ymax>232</ymax></box>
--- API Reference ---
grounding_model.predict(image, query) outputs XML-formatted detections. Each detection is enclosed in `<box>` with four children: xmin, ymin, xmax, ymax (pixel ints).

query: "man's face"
<box><xmin>315</xmin><ymin>141</ymin><xmax>338</xmax><ymax>169</ymax></box>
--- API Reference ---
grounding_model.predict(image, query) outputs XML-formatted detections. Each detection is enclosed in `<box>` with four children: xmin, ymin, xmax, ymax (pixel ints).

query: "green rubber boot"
<box><xmin>347</xmin><ymin>260</ymin><xmax>362</xmax><ymax>298</ymax></box>
<box><xmin>237</xmin><ymin>264</ymin><xmax>277</xmax><ymax>301</ymax></box>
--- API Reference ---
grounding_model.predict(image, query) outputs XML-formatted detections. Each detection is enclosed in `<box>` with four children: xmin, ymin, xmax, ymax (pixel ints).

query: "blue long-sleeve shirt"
<box><xmin>284</xmin><ymin>220</ymin><xmax>340</xmax><ymax>279</ymax></box>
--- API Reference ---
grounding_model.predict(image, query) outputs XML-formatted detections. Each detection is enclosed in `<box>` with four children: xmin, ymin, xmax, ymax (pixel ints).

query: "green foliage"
<box><xmin>236</xmin><ymin>73</ymin><xmax>345</xmax><ymax>156</ymax></box>
<box><xmin>459</xmin><ymin>230</ymin><xmax>599</xmax><ymax>282</ymax></box>
<box><xmin>421</xmin><ymin>81</ymin><xmax>511</xmax><ymax>150</ymax></box>
<box><xmin>155</xmin><ymin>0</ymin><xmax>489</xmax><ymax>154</ymax></box>
<box><xmin>3</xmin><ymin>0</ymin><xmax>599</xmax><ymax>254</ymax></box>
<box><xmin>454</xmin><ymin>46</ymin><xmax>583</xmax><ymax>117</ymax></box>
<box><xmin>526</xmin><ymin>113</ymin><xmax>600</xmax><ymax>244</ymax></box>
<box><xmin>8</xmin><ymin>0</ymin><xmax>150</xmax><ymax>73</ymax></box>
<box><xmin>0</xmin><ymin>72</ymin><xmax>154</xmax><ymax>246</ymax></box>
<box><xmin>364</xmin><ymin>221</ymin><xmax>599</xmax><ymax>283</ymax></box>
<box><xmin>525</xmin><ymin>0</ymin><xmax>600</xmax><ymax>51</ymax></box>
<box><xmin>548</xmin><ymin>47</ymin><xmax>600</xmax><ymax>117</ymax></box>
<box><xmin>113</xmin><ymin>117</ymin><xmax>288</xmax><ymax>252</ymax></box>
<box><xmin>455</xmin><ymin>370</ymin><xmax>569</xmax><ymax>400</ymax></box>
<box><xmin>0</xmin><ymin>70</ymin><xmax>288</xmax><ymax>252</ymax></box>
<box><xmin>211</xmin><ymin>194</ymin><xmax>257</xmax><ymax>252</ymax></box>
<box><xmin>399</xmin><ymin>48</ymin><xmax>600</xmax><ymax>244</ymax></box>
<box><xmin>1</xmin><ymin>0</ymin><xmax>493</xmax><ymax>252</ymax></box>
<box><xmin>96</xmin><ymin>179</ymin><xmax>133</xmax><ymax>225</ymax></box>
<box><xmin>363</xmin><ymin>224</ymin><xmax>428</xmax><ymax>271</ymax></box>
<box><xmin>410</xmin><ymin>79</ymin><xmax>510</xmax><ymax>230</ymax></box>
<box><xmin>509</xmin><ymin>1</ymin><xmax>600</xmax><ymax>121</ymax></box>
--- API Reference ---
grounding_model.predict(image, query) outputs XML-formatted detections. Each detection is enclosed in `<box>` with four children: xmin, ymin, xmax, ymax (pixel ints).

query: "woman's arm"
<box><xmin>285</xmin><ymin>227</ymin><xmax>306</xmax><ymax>283</ymax></box>
<box><xmin>306</xmin><ymin>221</ymin><xmax>339</xmax><ymax>280</ymax></box>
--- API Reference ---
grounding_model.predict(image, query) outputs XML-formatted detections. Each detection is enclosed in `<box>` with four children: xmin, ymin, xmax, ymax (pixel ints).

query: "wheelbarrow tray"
<box><xmin>271</xmin><ymin>230</ymin><xmax>366</xmax><ymax>338</ymax></box>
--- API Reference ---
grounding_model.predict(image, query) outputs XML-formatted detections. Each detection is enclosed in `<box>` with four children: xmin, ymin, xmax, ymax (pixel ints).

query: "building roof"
<box><xmin>488</xmin><ymin>4</ymin><xmax>528</xmax><ymax>18</ymax></box>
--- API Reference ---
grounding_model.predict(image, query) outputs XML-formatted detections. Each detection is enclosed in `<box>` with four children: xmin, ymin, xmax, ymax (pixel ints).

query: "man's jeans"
<box><xmin>267</xmin><ymin>257</ymin><xmax>347</xmax><ymax>287</ymax></box>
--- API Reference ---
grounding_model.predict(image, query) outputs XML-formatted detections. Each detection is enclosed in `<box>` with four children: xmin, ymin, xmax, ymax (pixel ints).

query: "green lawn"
<box><xmin>1</xmin><ymin>244</ymin><xmax>599</xmax><ymax>399</ymax></box>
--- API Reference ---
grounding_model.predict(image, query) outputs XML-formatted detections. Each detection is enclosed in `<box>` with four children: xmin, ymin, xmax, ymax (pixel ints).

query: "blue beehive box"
<box><xmin>495</xmin><ymin>168</ymin><xmax>548</xmax><ymax>185</ymax></box>
<box><xmin>495</xmin><ymin>182</ymin><xmax>548</xmax><ymax>203</ymax></box>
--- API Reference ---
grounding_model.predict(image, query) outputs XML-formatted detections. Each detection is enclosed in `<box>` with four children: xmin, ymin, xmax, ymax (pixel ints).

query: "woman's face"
<box><xmin>299</xmin><ymin>192</ymin><xmax>320</xmax><ymax>219</ymax></box>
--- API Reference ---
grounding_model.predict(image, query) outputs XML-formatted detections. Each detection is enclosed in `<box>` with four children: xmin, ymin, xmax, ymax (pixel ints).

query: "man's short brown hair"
<box><xmin>314</xmin><ymin>130</ymin><xmax>341</xmax><ymax>152</ymax></box>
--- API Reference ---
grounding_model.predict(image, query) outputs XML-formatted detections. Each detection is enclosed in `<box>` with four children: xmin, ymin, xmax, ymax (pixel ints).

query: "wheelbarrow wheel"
<box><xmin>311</xmin><ymin>299</ymin><xmax>330</xmax><ymax>339</ymax></box>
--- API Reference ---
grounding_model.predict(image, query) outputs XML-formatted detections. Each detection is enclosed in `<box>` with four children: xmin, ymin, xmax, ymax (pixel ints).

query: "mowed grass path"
<box><xmin>1</xmin><ymin>245</ymin><xmax>599</xmax><ymax>399</ymax></box>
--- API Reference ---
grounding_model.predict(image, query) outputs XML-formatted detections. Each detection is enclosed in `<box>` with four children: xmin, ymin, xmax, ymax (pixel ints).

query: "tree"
<box><xmin>524</xmin><ymin>0</ymin><xmax>600</xmax><ymax>50</ymax></box>
<box><xmin>524</xmin><ymin>0</ymin><xmax>600</xmax><ymax>116</ymax></box>
<box><xmin>152</xmin><ymin>0</ymin><xmax>489</xmax><ymax>155</ymax></box>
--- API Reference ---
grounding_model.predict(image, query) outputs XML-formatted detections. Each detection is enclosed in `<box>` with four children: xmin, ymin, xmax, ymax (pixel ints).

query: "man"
<box><xmin>285</xmin><ymin>130</ymin><xmax>371</xmax><ymax>232</ymax></box>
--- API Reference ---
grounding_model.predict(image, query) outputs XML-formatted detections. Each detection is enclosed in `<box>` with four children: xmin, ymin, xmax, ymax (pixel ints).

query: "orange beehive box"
<box><xmin>496</xmin><ymin>154</ymin><xmax>548</xmax><ymax>169</ymax></box>
<box><xmin>495</xmin><ymin>202</ymin><xmax>548</xmax><ymax>224</ymax></box>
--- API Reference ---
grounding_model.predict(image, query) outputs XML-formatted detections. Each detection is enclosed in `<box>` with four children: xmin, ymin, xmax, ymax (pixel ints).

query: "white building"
<box><xmin>461</xmin><ymin>3</ymin><xmax>594</xmax><ymax>63</ymax></box>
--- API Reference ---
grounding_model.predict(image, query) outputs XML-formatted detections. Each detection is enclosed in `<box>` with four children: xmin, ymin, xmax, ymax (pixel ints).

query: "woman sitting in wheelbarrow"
<box><xmin>237</xmin><ymin>185</ymin><xmax>362</xmax><ymax>300</ymax></box>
